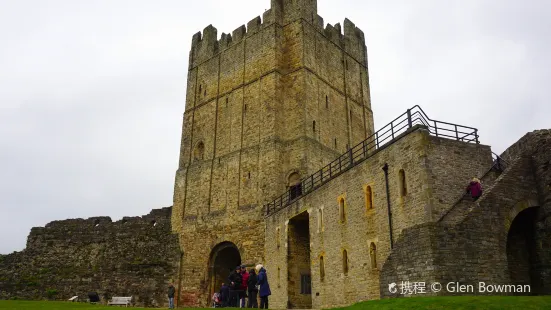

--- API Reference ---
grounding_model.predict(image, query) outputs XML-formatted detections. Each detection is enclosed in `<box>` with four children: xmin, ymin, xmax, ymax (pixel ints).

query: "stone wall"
<box><xmin>264</xmin><ymin>127</ymin><xmax>492</xmax><ymax>309</ymax></box>
<box><xmin>172</xmin><ymin>0</ymin><xmax>375</xmax><ymax>307</ymax></box>
<box><xmin>380</xmin><ymin>129</ymin><xmax>551</xmax><ymax>298</ymax></box>
<box><xmin>0</xmin><ymin>208</ymin><xmax>180</xmax><ymax>307</ymax></box>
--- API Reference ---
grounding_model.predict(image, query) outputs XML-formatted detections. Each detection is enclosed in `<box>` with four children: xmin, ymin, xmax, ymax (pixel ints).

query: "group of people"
<box><xmin>217</xmin><ymin>264</ymin><xmax>271</xmax><ymax>309</ymax></box>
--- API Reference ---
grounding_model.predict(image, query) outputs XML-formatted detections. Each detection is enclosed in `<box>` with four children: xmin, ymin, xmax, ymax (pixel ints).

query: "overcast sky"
<box><xmin>1</xmin><ymin>0</ymin><xmax>549</xmax><ymax>254</ymax></box>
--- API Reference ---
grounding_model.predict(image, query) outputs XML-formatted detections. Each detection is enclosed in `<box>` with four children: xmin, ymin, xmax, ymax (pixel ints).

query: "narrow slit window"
<box><xmin>342</xmin><ymin>249</ymin><xmax>349</xmax><ymax>275</ymax></box>
<box><xmin>399</xmin><ymin>169</ymin><xmax>407</xmax><ymax>197</ymax></box>
<box><xmin>370</xmin><ymin>243</ymin><xmax>377</xmax><ymax>269</ymax></box>
<box><xmin>339</xmin><ymin>198</ymin><xmax>346</xmax><ymax>223</ymax></box>
<box><xmin>276</xmin><ymin>227</ymin><xmax>281</xmax><ymax>248</ymax></box>
<box><xmin>318</xmin><ymin>208</ymin><xmax>323</xmax><ymax>232</ymax></box>
<box><xmin>366</xmin><ymin>185</ymin><xmax>373</xmax><ymax>209</ymax></box>
<box><xmin>313</xmin><ymin>120</ymin><xmax>316</xmax><ymax>133</ymax></box>
<box><xmin>320</xmin><ymin>256</ymin><xmax>325</xmax><ymax>281</ymax></box>
<box><xmin>326</xmin><ymin>95</ymin><xmax>329</xmax><ymax>109</ymax></box>
<box><xmin>334</xmin><ymin>138</ymin><xmax>337</xmax><ymax>149</ymax></box>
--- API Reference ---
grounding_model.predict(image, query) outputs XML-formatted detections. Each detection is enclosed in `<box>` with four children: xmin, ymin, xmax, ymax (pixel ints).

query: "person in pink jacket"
<box><xmin>466</xmin><ymin>177</ymin><xmax>482</xmax><ymax>201</ymax></box>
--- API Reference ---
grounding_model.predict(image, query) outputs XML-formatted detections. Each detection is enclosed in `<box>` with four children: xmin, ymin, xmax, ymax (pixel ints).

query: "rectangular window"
<box><xmin>300</xmin><ymin>274</ymin><xmax>312</xmax><ymax>294</ymax></box>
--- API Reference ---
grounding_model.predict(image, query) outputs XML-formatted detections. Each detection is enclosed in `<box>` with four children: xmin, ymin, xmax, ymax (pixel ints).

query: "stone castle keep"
<box><xmin>1</xmin><ymin>0</ymin><xmax>551</xmax><ymax>308</ymax></box>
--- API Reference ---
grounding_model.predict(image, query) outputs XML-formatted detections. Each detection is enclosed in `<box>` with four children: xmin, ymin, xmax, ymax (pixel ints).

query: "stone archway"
<box><xmin>288</xmin><ymin>172</ymin><xmax>302</xmax><ymax>201</ymax></box>
<box><xmin>208</xmin><ymin>242</ymin><xmax>241</xmax><ymax>300</ymax></box>
<box><xmin>506</xmin><ymin>205</ymin><xmax>540</xmax><ymax>293</ymax></box>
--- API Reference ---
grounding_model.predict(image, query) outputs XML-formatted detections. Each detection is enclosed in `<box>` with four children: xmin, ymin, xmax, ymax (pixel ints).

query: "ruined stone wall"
<box><xmin>265</xmin><ymin>127</ymin><xmax>491</xmax><ymax>309</ymax></box>
<box><xmin>0</xmin><ymin>208</ymin><xmax>180</xmax><ymax>307</ymax></box>
<box><xmin>380</xmin><ymin>129</ymin><xmax>551</xmax><ymax>298</ymax></box>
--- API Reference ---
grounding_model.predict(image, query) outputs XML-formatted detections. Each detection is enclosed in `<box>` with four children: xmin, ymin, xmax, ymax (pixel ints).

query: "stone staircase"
<box><xmin>438</xmin><ymin>156</ymin><xmax>515</xmax><ymax>226</ymax></box>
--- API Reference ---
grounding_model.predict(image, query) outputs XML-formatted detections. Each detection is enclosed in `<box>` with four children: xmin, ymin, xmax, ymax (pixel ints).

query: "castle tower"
<box><xmin>172</xmin><ymin>0</ymin><xmax>374</xmax><ymax>306</ymax></box>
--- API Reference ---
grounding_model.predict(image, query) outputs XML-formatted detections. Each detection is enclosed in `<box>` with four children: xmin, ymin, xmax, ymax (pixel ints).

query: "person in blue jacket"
<box><xmin>255</xmin><ymin>264</ymin><xmax>271</xmax><ymax>309</ymax></box>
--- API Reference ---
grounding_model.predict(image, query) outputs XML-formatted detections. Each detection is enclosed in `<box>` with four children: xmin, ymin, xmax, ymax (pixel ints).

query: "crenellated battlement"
<box><xmin>321</xmin><ymin>18</ymin><xmax>367</xmax><ymax>64</ymax></box>
<box><xmin>188</xmin><ymin>0</ymin><xmax>367</xmax><ymax>68</ymax></box>
<box><xmin>189</xmin><ymin>9</ymin><xmax>275</xmax><ymax>67</ymax></box>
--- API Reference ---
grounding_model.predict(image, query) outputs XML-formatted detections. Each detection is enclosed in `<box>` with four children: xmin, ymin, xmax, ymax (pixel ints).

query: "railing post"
<box><xmin>376</xmin><ymin>132</ymin><xmax>380</xmax><ymax>148</ymax></box>
<box><xmin>391</xmin><ymin>122</ymin><xmax>395</xmax><ymax>139</ymax></box>
<box><xmin>348</xmin><ymin>147</ymin><xmax>353</xmax><ymax>167</ymax></box>
<box><xmin>455</xmin><ymin>125</ymin><xmax>459</xmax><ymax>141</ymax></box>
<box><xmin>434</xmin><ymin>120</ymin><xmax>438</xmax><ymax>137</ymax></box>
<box><xmin>362</xmin><ymin>140</ymin><xmax>367</xmax><ymax>158</ymax></box>
<box><xmin>407</xmin><ymin>109</ymin><xmax>412</xmax><ymax>128</ymax></box>
<box><xmin>475</xmin><ymin>129</ymin><xmax>479</xmax><ymax>144</ymax></box>
<box><xmin>310</xmin><ymin>175</ymin><xmax>314</xmax><ymax>191</ymax></box>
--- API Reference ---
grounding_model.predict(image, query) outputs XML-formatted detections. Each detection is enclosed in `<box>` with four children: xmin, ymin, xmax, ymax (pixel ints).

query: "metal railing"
<box><xmin>265</xmin><ymin>105</ymin><xmax>480</xmax><ymax>216</ymax></box>
<box><xmin>491</xmin><ymin>151</ymin><xmax>508</xmax><ymax>172</ymax></box>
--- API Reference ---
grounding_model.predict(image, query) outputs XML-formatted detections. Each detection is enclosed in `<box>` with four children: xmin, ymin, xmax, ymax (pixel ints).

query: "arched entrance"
<box><xmin>506</xmin><ymin>206</ymin><xmax>539</xmax><ymax>293</ymax></box>
<box><xmin>209</xmin><ymin>242</ymin><xmax>241</xmax><ymax>299</ymax></box>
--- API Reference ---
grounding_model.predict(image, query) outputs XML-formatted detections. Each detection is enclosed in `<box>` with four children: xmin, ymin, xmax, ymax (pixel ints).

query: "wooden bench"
<box><xmin>108</xmin><ymin>296</ymin><xmax>132</xmax><ymax>307</ymax></box>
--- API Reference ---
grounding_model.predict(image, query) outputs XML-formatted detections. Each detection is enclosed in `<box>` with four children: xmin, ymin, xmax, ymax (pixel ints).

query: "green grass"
<box><xmin>1</xmin><ymin>296</ymin><xmax>551</xmax><ymax>309</ymax></box>
<box><xmin>334</xmin><ymin>296</ymin><xmax>551</xmax><ymax>310</ymax></box>
<box><xmin>0</xmin><ymin>300</ymin><xmax>160</xmax><ymax>310</ymax></box>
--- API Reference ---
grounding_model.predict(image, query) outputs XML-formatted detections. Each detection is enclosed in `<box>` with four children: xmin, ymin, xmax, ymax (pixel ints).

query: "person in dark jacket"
<box><xmin>228</xmin><ymin>266</ymin><xmax>242</xmax><ymax>307</ymax></box>
<box><xmin>466</xmin><ymin>177</ymin><xmax>482</xmax><ymax>201</ymax></box>
<box><xmin>219</xmin><ymin>283</ymin><xmax>230</xmax><ymax>308</ymax></box>
<box><xmin>168</xmin><ymin>283</ymin><xmax>175</xmax><ymax>309</ymax></box>
<box><xmin>247</xmin><ymin>268</ymin><xmax>258</xmax><ymax>308</ymax></box>
<box><xmin>240</xmin><ymin>265</ymin><xmax>249</xmax><ymax>308</ymax></box>
<box><xmin>255</xmin><ymin>264</ymin><xmax>271</xmax><ymax>309</ymax></box>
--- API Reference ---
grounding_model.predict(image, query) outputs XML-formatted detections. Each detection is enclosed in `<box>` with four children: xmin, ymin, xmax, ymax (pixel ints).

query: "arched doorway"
<box><xmin>209</xmin><ymin>242</ymin><xmax>241</xmax><ymax>299</ymax></box>
<box><xmin>288</xmin><ymin>172</ymin><xmax>302</xmax><ymax>201</ymax></box>
<box><xmin>506</xmin><ymin>206</ymin><xmax>539</xmax><ymax>293</ymax></box>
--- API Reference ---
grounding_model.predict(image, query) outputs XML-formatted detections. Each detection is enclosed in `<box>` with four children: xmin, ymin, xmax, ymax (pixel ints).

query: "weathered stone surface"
<box><xmin>1</xmin><ymin>1</ymin><xmax>549</xmax><ymax>309</ymax></box>
<box><xmin>264</xmin><ymin>128</ymin><xmax>493</xmax><ymax>309</ymax></box>
<box><xmin>0</xmin><ymin>208</ymin><xmax>180</xmax><ymax>307</ymax></box>
<box><xmin>172</xmin><ymin>0</ymin><xmax>373</xmax><ymax>307</ymax></box>
<box><xmin>380</xmin><ymin>130</ymin><xmax>551</xmax><ymax>298</ymax></box>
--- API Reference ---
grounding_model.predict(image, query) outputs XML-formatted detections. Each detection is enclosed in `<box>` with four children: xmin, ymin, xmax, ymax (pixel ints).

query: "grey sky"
<box><xmin>0</xmin><ymin>0</ymin><xmax>549</xmax><ymax>254</ymax></box>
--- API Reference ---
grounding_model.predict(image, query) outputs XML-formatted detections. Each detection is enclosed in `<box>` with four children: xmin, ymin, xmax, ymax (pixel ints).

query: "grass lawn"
<box><xmin>0</xmin><ymin>300</ymin><xmax>153</xmax><ymax>310</ymax></box>
<box><xmin>335</xmin><ymin>296</ymin><xmax>551</xmax><ymax>310</ymax></box>
<box><xmin>1</xmin><ymin>296</ymin><xmax>551</xmax><ymax>309</ymax></box>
